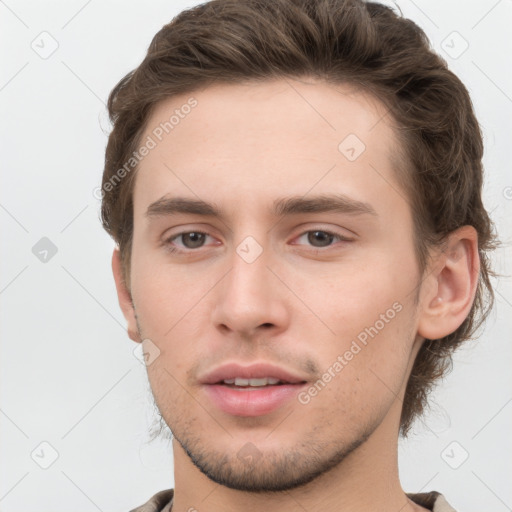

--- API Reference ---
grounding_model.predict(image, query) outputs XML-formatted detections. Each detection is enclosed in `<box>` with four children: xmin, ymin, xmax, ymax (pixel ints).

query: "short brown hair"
<box><xmin>101</xmin><ymin>0</ymin><xmax>498</xmax><ymax>436</ymax></box>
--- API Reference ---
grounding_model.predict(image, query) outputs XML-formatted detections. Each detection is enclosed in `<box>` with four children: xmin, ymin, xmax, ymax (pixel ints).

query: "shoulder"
<box><xmin>129</xmin><ymin>489</ymin><xmax>174</xmax><ymax>512</ymax></box>
<box><xmin>131</xmin><ymin>488</ymin><xmax>457</xmax><ymax>512</ymax></box>
<box><xmin>407</xmin><ymin>491</ymin><xmax>458</xmax><ymax>512</ymax></box>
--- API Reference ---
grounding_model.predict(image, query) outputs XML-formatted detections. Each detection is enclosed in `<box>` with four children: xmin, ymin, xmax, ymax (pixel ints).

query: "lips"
<box><xmin>200</xmin><ymin>362</ymin><xmax>309</xmax><ymax>416</ymax></box>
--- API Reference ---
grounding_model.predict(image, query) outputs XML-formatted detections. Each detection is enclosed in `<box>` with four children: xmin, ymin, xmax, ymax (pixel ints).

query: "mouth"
<box><xmin>200</xmin><ymin>363</ymin><xmax>309</xmax><ymax>416</ymax></box>
<box><xmin>219</xmin><ymin>377</ymin><xmax>298</xmax><ymax>388</ymax></box>
<box><xmin>199</xmin><ymin>361</ymin><xmax>308</xmax><ymax>386</ymax></box>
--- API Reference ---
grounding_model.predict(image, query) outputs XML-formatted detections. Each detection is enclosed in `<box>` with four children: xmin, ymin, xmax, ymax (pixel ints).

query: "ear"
<box><xmin>417</xmin><ymin>226</ymin><xmax>480</xmax><ymax>340</ymax></box>
<box><xmin>112</xmin><ymin>248</ymin><xmax>141</xmax><ymax>343</ymax></box>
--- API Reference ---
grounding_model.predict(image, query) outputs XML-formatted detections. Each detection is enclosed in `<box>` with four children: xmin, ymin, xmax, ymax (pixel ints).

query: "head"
<box><xmin>101</xmin><ymin>0</ymin><xmax>497</xmax><ymax>492</ymax></box>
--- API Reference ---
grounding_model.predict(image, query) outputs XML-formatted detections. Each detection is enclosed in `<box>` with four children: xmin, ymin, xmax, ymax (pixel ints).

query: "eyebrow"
<box><xmin>145</xmin><ymin>194</ymin><xmax>377</xmax><ymax>219</ymax></box>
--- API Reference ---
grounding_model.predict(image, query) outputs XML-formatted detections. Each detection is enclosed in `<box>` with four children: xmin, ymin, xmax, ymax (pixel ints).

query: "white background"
<box><xmin>1</xmin><ymin>1</ymin><xmax>511</xmax><ymax>510</ymax></box>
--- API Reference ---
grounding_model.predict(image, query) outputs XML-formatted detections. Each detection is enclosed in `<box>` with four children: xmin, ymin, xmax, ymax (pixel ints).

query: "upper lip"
<box><xmin>199</xmin><ymin>362</ymin><xmax>309</xmax><ymax>385</ymax></box>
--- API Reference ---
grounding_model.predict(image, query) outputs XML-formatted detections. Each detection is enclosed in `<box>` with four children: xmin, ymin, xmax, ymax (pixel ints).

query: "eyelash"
<box><xmin>163</xmin><ymin>229</ymin><xmax>351</xmax><ymax>254</ymax></box>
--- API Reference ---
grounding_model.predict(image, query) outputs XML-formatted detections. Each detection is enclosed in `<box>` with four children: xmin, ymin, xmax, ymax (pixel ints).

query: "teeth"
<box><xmin>222</xmin><ymin>377</ymin><xmax>281</xmax><ymax>386</ymax></box>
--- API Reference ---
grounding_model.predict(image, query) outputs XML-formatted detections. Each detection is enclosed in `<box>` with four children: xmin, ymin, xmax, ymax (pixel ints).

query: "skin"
<box><xmin>112</xmin><ymin>78</ymin><xmax>479</xmax><ymax>512</ymax></box>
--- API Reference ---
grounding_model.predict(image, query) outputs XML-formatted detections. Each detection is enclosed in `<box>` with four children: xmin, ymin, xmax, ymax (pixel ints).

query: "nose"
<box><xmin>211</xmin><ymin>244</ymin><xmax>290</xmax><ymax>338</ymax></box>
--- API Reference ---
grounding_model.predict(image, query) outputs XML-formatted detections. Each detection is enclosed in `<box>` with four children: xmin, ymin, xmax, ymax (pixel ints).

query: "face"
<box><xmin>125</xmin><ymin>78</ymin><xmax>427</xmax><ymax>492</ymax></box>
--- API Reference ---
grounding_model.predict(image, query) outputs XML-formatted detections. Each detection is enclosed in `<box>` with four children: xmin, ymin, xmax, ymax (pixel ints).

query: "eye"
<box><xmin>163</xmin><ymin>228</ymin><xmax>351</xmax><ymax>255</ymax></box>
<box><xmin>165</xmin><ymin>231</ymin><xmax>213</xmax><ymax>252</ymax></box>
<box><xmin>293</xmin><ymin>230</ymin><xmax>351</xmax><ymax>248</ymax></box>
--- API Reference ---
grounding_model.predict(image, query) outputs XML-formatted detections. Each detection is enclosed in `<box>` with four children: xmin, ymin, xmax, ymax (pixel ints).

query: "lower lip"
<box><xmin>203</xmin><ymin>383</ymin><xmax>306</xmax><ymax>416</ymax></box>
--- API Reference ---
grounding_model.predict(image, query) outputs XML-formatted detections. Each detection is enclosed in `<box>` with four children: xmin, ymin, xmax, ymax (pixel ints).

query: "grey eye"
<box><xmin>306</xmin><ymin>231</ymin><xmax>336</xmax><ymax>247</ymax></box>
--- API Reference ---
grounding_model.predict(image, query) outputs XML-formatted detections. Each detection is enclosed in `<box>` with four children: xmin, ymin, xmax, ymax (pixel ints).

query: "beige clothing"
<box><xmin>129</xmin><ymin>489</ymin><xmax>458</xmax><ymax>512</ymax></box>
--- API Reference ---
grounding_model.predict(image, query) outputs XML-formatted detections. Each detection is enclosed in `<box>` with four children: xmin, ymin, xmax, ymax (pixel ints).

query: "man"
<box><xmin>100</xmin><ymin>0</ymin><xmax>497</xmax><ymax>510</ymax></box>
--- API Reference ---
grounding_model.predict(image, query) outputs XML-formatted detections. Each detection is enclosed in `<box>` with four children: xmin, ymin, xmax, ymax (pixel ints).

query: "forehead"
<box><xmin>132</xmin><ymin>78</ymin><xmax>405</xmax><ymax>220</ymax></box>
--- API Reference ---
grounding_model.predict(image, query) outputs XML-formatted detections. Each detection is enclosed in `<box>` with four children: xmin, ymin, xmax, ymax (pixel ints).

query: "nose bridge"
<box><xmin>211</xmin><ymin>236</ymin><xmax>288</xmax><ymax>335</ymax></box>
<box><xmin>229</xmin><ymin>244</ymin><xmax>269</xmax><ymax>301</ymax></box>
<box><xmin>225</xmin><ymin>241</ymin><xmax>273</xmax><ymax>312</ymax></box>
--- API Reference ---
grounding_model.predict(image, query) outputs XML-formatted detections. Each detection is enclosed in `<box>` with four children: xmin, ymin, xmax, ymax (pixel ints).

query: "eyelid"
<box><xmin>289</xmin><ymin>222</ymin><xmax>355</xmax><ymax>242</ymax></box>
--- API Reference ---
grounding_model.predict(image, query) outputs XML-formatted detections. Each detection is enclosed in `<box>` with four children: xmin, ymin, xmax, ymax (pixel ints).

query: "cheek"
<box><xmin>298</xmin><ymin>255</ymin><xmax>413</xmax><ymax>338</ymax></box>
<box><xmin>330</xmin><ymin>297</ymin><xmax>417</xmax><ymax>411</ymax></box>
<box><xmin>130</xmin><ymin>244</ymin><xmax>208</xmax><ymax>338</ymax></box>
<box><xmin>294</xmin><ymin>309</ymin><xmax>417</xmax><ymax>435</ymax></box>
<box><xmin>298</xmin><ymin>255</ymin><xmax>418</xmax><ymax>391</ymax></box>
<box><xmin>145</xmin><ymin>362</ymin><xmax>188</xmax><ymax>425</ymax></box>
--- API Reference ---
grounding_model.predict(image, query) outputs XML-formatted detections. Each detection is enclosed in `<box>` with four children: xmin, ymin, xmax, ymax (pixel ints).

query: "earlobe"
<box><xmin>111</xmin><ymin>248</ymin><xmax>141</xmax><ymax>343</ymax></box>
<box><xmin>417</xmin><ymin>226</ymin><xmax>480</xmax><ymax>341</ymax></box>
